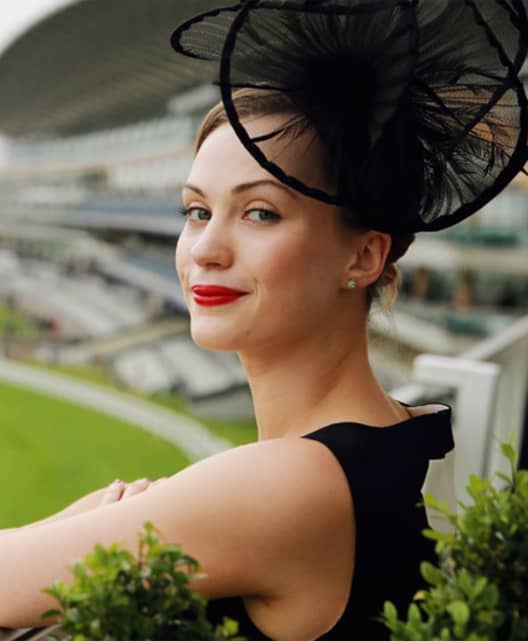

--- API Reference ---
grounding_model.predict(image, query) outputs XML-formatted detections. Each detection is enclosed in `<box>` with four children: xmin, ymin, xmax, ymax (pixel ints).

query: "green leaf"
<box><xmin>481</xmin><ymin>583</ymin><xmax>500</xmax><ymax>609</ymax></box>
<box><xmin>422</xmin><ymin>529</ymin><xmax>452</xmax><ymax>544</ymax></box>
<box><xmin>447</xmin><ymin>600</ymin><xmax>470</xmax><ymax>625</ymax></box>
<box><xmin>424</xmin><ymin>493</ymin><xmax>439</xmax><ymax>509</ymax></box>
<box><xmin>383</xmin><ymin>601</ymin><xmax>398</xmax><ymax>620</ymax></box>
<box><xmin>40</xmin><ymin>608</ymin><xmax>62</xmax><ymax>618</ymax></box>
<box><xmin>458</xmin><ymin>569</ymin><xmax>473</xmax><ymax>597</ymax></box>
<box><xmin>408</xmin><ymin>603</ymin><xmax>423</xmax><ymax>623</ymax></box>
<box><xmin>472</xmin><ymin>577</ymin><xmax>488</xmax><ymax>598</ymax></box>
<box><xmin>467</xmin><ymin>475</ymin><xmax>490</xmax><ymax>497</ymax></box>
<box><xmin>223</xmin><ymin>618</ymin><xmax>239</xmax><ymax>635</ymax></box>
<box><xmin>420</xmin><ymin>561</ymin><xmax>444</xmax><ymax>587</ymax></box>
<box><xmin>500</xmin><ymin>443</ymin><xmax>517</xmax><ymax>467</ymax></box>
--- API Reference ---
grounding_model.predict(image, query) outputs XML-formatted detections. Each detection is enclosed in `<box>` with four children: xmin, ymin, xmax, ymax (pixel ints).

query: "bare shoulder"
<box><xmin>224</xmin><ymin>437</ymin><xmax>356</xmax><ymax>579</ymax></box>
<box><xmin>184</xmin><ymin>435</ymin><xmax>350</xmax><ymax>499</ymax></box>
<box><xmin>182</xmin><ymin>435</ymin><xmax>354</xmax><ymax>567</ymax></box>
<box><xmin>225</xmin><ymin>438</ymin><xmax>357</xmax><ymax>640</ymax></box>
<box><xmin>182</xmin><ymin>434</ymin><xmax>353</xmax><ymax>516</ymax></box>
<box><xmin>198</xmin><ymin>436</ymin><xmax>354</xmax><ymax>534</ymax></box>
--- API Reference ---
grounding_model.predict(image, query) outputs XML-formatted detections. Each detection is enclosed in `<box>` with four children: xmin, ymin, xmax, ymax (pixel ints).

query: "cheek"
<box><xmin>258</xmin><ymin>234</ymin><xmax>305</xmax><ymax>283</ymax></box>
<box><xmin>258</xmin><ymin>235</ymin><xmax>333</xmax><ymax>307</ymax></box>
<box><xmin>175</xmin><ymin>233</ymin><xmax>190</xmax><ymax>282</ymax></box>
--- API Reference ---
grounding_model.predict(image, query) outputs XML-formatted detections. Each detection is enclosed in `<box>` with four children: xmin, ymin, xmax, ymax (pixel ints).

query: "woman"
<box><xmin>1</xmin><ymin>1</ymin><xmax>527</xmax><ymax>639</ymax></box>
<box><xmin>174</xmin><ymin>86</ymin><xmax>456</xmax><ymax>641</ymax></box>
<box><xmin>0</xmin><ymin>92</ymin><xmax>452</xmax><ymax>641</ymax></box>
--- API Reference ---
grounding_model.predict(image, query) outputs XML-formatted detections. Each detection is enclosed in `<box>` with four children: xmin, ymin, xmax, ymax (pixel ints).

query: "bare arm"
<box><xmin>0</xmin><ymin>440</ymin><xmax>345</xmax><ymax>633</ymax></box>
<box><xmin>0</xmin><ymin>478</ymin><xmax>160</xmax><ymax>536</ymax></box>
<box><xmin>0</xmin><ymin>486</ymin><xmax>116</xmax><ymax>536</ymax></box>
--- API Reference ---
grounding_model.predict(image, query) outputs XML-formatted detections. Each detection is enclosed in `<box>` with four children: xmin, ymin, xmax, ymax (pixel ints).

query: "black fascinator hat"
<box><xmin>171</xmin><ymin>0</ymin><xmax>528</xmax><ymax>234</ymax></box>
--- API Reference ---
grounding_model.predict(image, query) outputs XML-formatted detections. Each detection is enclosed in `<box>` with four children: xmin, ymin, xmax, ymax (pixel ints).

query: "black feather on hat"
<box><xmin>171</xmin><ymin>0</ymin><xmax>528</xmax><ymax>234</ymax></box>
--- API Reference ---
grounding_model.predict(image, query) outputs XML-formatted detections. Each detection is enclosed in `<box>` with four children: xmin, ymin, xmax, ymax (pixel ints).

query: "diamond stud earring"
<box><xmin>347</xmin><ymin>279</ymin><xmax>357</xmax><ymax>290</ymax></box>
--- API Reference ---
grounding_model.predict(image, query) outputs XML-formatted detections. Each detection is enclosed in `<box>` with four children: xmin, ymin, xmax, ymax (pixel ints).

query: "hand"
<box><xmin>99</xmin><ymin>477</ymin><xmax>169</xmax><ymax>506</ymax></box>
<box><xmin>0</xmin><ymin>477</ymin><xmax>171</xmax><ymax>536</ymax></box>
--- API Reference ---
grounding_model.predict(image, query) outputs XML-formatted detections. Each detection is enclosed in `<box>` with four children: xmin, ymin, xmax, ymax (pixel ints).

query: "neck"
<box><xmin>238</xmin><ymin>319</ymin><xmax>401</xmax><ymax>440</ymax></box>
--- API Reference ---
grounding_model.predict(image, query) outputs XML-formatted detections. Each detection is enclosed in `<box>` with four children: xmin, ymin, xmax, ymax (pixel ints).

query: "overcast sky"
<box><xmin>0</xmin><ymin>0</ymin><xmax>75</xmax><ymax>57</ymax></box>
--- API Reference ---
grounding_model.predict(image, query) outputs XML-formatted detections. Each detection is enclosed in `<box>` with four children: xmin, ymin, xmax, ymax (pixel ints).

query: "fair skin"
<box><xmin>0</xmin><ymin>478</ymin><xmax>163</xmax><ymax>537</ymax></box>
<box><xmin>177</xmin><ymin>114</ymin><xmax>409</xmax><ymax>440</ymax></box>
<box><xmin>0</xmin><ymin>113</ymin><xmax>417</xmax><ymax>641</ymax></box>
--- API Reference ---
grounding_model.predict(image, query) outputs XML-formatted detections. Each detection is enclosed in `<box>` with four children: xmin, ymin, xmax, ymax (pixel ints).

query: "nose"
<box><xmin>189</xmin><ymin>214</ymin><xmax>234</xmax><ymax>269</ymax></box>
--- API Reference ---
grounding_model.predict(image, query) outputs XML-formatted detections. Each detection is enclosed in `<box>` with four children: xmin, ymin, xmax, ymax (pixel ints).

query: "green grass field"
<box><xmin>1</xmin><ymin>357</ymin><xmax>258</xmax><ymax>529</ymax></box>
<box><xmin>20</xmin><ymin>358</ymin><xmax>258</xmax><ymax>446</ymax></box>
<box><xmin>0</xmin><ymin>379</ymin><xmax>192</xmax><ymax>528</ymax></box>
<box><xmin>151</xmin><ymin>393</ymin><xmax>257</xmax><ymax>446</ymax></box>
<box><xmin>0</xmin><ymin>305</ymin><xmax>39</xmax><ymax>338</ymax></box>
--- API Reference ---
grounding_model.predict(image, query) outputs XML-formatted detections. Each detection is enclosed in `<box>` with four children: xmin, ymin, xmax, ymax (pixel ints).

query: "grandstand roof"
<box><xmin>0</xmin><ymin>0</ymin><xmax>527</xmax><ymax>139</ymax></box>
<box><xmin>0</xmin><ymin>0</ymin><xmax>218</xmax><ymax>137</ymax></box>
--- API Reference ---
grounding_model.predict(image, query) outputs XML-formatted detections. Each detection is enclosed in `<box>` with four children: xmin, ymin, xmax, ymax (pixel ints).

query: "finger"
<box><xmin>121</xmin><ymin>478</ymin><xmax>150</xmax><ymax>499</ymax></box>
<box><xmin>121</xmin><ymin>479</ymin><xmax>149</xmax><ymax>498</ymax></box>
<box><xmin>100</xmin><ymin>480</ymin><xmax>125</xmax><ymax>505</ymax></box>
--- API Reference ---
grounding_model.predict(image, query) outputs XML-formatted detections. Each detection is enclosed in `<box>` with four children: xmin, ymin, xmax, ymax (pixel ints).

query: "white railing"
<box><xmin>392</xmin><ymin>315</ymin><xmax>528</xmax><ymax>518</ymax></box>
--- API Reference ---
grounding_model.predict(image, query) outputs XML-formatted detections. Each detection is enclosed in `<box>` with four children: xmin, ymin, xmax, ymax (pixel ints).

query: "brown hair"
<box><xmin>194</xmin><ymin>88</ymin><xmax>415</xmax><ymax>311</ymax></box>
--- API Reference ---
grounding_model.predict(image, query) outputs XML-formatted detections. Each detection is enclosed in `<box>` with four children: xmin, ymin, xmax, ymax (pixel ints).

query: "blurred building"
<box><xmin>0</xmin><ymin>0</ymin><xmax>526</xmax><ymax>415</ymax></box>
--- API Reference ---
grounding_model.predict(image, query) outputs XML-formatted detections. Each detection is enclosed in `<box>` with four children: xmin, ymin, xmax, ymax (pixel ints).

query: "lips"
<box><xmin>191</xmin><ymin>284</ymin><xmax>248</xmax><ymax>307</ymax></box>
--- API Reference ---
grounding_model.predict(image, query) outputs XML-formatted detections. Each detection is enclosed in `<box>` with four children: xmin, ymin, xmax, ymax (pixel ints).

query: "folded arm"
<box><xmin>0</xmin><ymin>439</ymin><xmax>342</xmax><ymax>630</ymax></box>
<box><xmin>0</xmin><ymin>487</ymin><xmax>111</xmax><ymax>537</ymax></box>
<box><xmin>0</xmin><ymin>478</ymin><xmax>156</xmax><ymax>537</ymax></box>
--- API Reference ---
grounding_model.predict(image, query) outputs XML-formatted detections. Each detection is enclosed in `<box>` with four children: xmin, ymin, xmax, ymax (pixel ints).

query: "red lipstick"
<box><xmin>191</xmin><ymin>285</ymin><xmax>248</xmax><ymax>307</ymax></box>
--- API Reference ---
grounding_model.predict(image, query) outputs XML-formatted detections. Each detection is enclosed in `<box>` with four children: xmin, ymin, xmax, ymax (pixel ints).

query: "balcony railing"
<box><xmin>391</xmin><ymin>315</ymin><xmax>528</xmax><ymax>529</ymax></box>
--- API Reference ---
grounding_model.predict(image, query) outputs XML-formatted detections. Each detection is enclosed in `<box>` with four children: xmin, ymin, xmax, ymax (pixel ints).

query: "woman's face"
<box><xmin>175</xmin><ymin>113</ymin><xmax>366</xmax><ymax>353</ymax></box>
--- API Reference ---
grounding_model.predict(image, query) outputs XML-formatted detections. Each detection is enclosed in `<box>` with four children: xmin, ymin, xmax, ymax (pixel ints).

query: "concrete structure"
<box><xmin>0</xmin><ymin>0</ymin><xmax>220</xmax><ymax>137</ymax></box>
<box><xmin>0</xmin><ymin>0</ymin><xmax>525</xmax><ymax>468</ymax></box>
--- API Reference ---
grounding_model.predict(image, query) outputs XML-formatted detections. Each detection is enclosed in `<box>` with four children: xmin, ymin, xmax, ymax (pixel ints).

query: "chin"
<box><xmin>190</xmin><ymin>320</ymin><xmax>245</xmax><ymax>353</ymax></box>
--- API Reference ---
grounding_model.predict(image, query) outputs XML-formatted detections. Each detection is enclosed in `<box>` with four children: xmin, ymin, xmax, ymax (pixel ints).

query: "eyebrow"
<box><xmin>183</xmin><ymin>179</ymin><xmax>299</xmax><ymax>200</ymax></box>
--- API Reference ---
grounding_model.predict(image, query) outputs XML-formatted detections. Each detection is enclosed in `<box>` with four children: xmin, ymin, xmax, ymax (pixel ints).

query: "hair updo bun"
<box><xmin>367</xmin><ymin>233</ymin><xmax>415</xmax><ymax>311</ymax></box>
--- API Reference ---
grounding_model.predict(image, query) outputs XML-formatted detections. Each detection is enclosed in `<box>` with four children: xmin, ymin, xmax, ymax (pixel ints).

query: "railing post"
<box><xmin>519</xmin><ymin>388</ymin><xmax>528</xmax><ymax>470</ymax></box>
<box><xmin>411</xmin><ymin>355</ymin><xmax>501</xmax><ymax>505</ymax></box>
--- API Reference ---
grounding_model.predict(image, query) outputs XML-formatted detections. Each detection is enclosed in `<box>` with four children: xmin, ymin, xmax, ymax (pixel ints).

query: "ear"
<box><xmin>345</xmin><ymin>231</ymin><xmax>392</xmax><ymax>288</ymax></box>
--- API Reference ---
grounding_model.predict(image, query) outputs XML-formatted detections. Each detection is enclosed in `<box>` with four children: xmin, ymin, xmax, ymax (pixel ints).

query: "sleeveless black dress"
<box><xmin>205</xmin><ymin>402</ymin><xmax>454</xmax><ymax>641</ymax></box>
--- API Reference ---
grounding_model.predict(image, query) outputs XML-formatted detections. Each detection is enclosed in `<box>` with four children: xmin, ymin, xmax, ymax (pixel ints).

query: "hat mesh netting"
<box><xmin>171</xmin><ymin>0</ymin><xmax>528</xmax><ymax>234</ymax></box>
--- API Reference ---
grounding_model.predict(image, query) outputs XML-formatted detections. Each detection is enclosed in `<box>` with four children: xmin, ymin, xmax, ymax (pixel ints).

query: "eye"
<box><xmin>177</xmin><ymin>205</ymin><xmax>211</xmax><ymax>222</ymax></box>
<box><xmin>244</xmin><ymin>209</ymin><xmax>281</xmax><ymax>223</ymax></box>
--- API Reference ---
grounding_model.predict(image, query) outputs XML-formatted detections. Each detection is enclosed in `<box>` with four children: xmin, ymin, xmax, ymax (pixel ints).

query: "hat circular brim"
<box><xmin>171</xmin><ymin>0</ymin><xmax>528</xmax><ymax>234</ymax></box>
